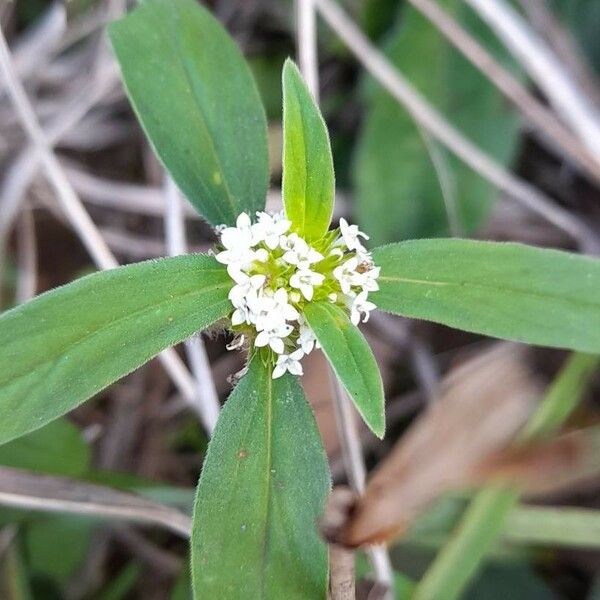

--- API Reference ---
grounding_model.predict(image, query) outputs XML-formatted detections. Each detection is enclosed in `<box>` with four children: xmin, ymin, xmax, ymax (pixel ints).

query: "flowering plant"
<box><xmin>216</xmin><ymin>210</ymin><xmax>378</xmax><ymax>378</ymax></box>
<box><xmin>1</xmin><ymin>0</ymin><xmax>600</xmax><ymax>598</ymax></box>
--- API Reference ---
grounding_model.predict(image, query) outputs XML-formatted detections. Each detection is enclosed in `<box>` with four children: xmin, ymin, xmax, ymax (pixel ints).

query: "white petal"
<box><xmin>270</xmin><ymin>337</ymin><xmax>285</xmax><ymax>354</ymax></box>
<box><xmin>254</xmin><ymin>248</ymin><xmax>269</xmax><ymax>262</ymax></box>
<box><xmin>300</xmin><ymin>284</ymin><xmax>314</xmax><ymax>301</ymax></box>
<box><xmin>310</xmin><ymin>272</ymin><xmax>325</xmax><ymax>285</ymax></box>
<box><xmin>272</xmin><ymin>364</ymin><xmax>285</xmax><ymax>379</ymax></box>
<box><xmin>284</xmin><ymin>305</ymin><xmax>300</xmax><ymax>321</ymax></box>
<box><xmin>231</xmin><ymin>309</ymin><xmax>246</xmax><ymax>326</ymax></box>
<box><xmin>350</xmin><ymin>308</ymin><xmax>360</xmax><ymax>326</ymax></box>
<box><xmin>282</xmin><ymin>251</ymin><xmax>299</xmax><ymax>265</ymax></box>
<box><xmin>249</xmin><ymin>274</ymin><xmax>266</xmax><ymax>288</ymax></box>
<box><xmin>288</xmin><ymin>361</ymin><xmax>303</xmax><ymax>376</ymax></box>
<box><xmin>264</xmin><ymin>234</ymin><xmax>279</xmax><ymax>250</ymax></box>
<box><xmin>255</xmin><ymin>331</ymin><xmax>270</xmax><ymax>347</ymax></box>
<box><xmin>236</xmin><ymin>212</ymin><xmax>251</xmax><ymax>229</ymax></box>
<box><xmin>307</xmin><ymin>248</ymin><xmax>324</xmax><ymax>263</ymax></box>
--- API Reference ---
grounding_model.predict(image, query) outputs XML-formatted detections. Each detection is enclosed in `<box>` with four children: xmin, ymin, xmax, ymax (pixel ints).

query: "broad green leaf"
<box><xmin>304</xmin><ymin>302</ymin><xmax>385</xmax><ymax>437</ymax></box>
<box><xmin>354</xmin><ymin>1</ymin><xmax>521</xmax><ymax>245</ymax></box>
<box><xmin>282</xmin><ymin>59</ymin><xmax>335</xmax><ymax>241</ymax></box>
<box><xmin>0</xmin><ymin>255</ymin><xmax>230</xmax><ymax>445</ymax></box>
<box><xmin>191</xmin><ymin>355</ymin><xmax>329</xmax><ymax>599</ymax></box>
<box><xmin>0</xmin><ymin>419</ymin><xmax>89</xmax><ymax>477</ymax></box>
<box><xmin>25</xmin><ymin>516</ymin><xmax>93</xmax><ymax>584</ymax></box>
<box><xmin>373</xmin><ymin>240</ymin><xmax>600</xmax><ymax>353</ymax></box>
<box><xmin>109</xmin><ymin>0</ymin><xmax>269</xmax><ymax>226</ymax></box>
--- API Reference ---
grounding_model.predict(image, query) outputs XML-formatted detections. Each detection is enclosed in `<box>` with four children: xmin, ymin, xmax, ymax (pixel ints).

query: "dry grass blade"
<box><xmin>406</xmin><ymin>0</ymin><xmax>600</xmax><ymax>184</ymax></box>
<box><xmin>321</xmin><ymin>344</ymin><xmax>539</xmax><ymax>547</ymax></box>
<box><xmin>314</xmin><ymin>0</ymin><xmax>599</xmax><ymax>252</ymax></box>
<box><xmin>0</xmin><ymin>466</ymin><xmax>191</xmax><ymax>538</ymax></box>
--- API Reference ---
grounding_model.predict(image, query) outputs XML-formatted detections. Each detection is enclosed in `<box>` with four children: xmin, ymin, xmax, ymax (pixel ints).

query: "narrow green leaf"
<box><xmin>282</xmin><ymin>59</ymin><xmax>335</xmax><ymax>240</ymax></box>
<box><xmin>373</xmin><ymin>239</ymin><xmax>600</xmax><ymax>353</ymax></box>
<box><xmin>109</xmin><ymin>0</ymin><xmax>269</xmax><ymax>226</ymax></box>
<box><xmin>191</xmin><ymin>355</ymin><xmax>329</xmax><ymax>599</ymax></box>
<box><xmin>413</xmin><ymin>353</ymin><xmax>599</xmax><ymax>600</ymax></box>
<box><xmin>504</xmin><ymin>505</ymin><xmax>600</xmax><ymax>549</ymax></box>
<box><xmin>354</xmin><ymin>1</ymin><xmax>521</xmax><ymax>245</ymax></box>
<box><xmin>303</xmin><ymin>302</ymin><xmax>385</xmax><ymax>438</ymax></box>
<box><xmin>0</xmin><ymin>255</ymin><xmax>230</xmax><ymax>445</ymax></box>
<box><xmin>25</xmin><ymin>516</ymin><xmax>94</xmax><ymax>584</ymax></box>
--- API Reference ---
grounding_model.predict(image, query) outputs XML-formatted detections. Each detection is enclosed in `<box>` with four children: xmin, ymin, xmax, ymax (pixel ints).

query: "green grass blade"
<box><xmin>0</xmin><ymin>255</ymin><xmax>230</xmax><ymax>444</ymax></box>
<box><xmin>303</xmin><ymin>302</ymin><xmax>385</xmax><ymax>437</ymax></box>
<box><xmin>373</xmin><ymin>240</ymin><xmax>600</xmax><ymax>353</ymax></box>
<box><xmin>109</xmin><ymin>0</ymin><xmax>269</xmax><ymax>226</ymax></box>
<box><xmin>191</xmin><ymin>355</ymin><xmax>330</xmax><ymax>599</ymax></box>
<box><xmin>282</xmin><ymin>59</ymin><xmax>335</xmax><ymax>240</ymax></box>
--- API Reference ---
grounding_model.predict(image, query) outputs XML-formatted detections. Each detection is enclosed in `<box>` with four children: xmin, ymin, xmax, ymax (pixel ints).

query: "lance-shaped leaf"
<box><xmin>191</xmin><ymin>355</ymin><xmax>329</xmax><ymax>599</ymax></box>
<box><xmin>282</xmin><ymin>59</ymin><xmax>335</xmax><ymax>241</ymax></box>
<box><xmin>0</xmin><ymin>255</ymin><xmax>230</xmax><ymax>445</ymax></box>
<box><xmin>109</xmin><ymin>0</ymin><xmax>269</xmax><ymax>226</ymax></box>
<box><xmin>373</xmin><ymin>239</ymin><xmax>600</xmax><ymax>353</ymax></box>
<box><xmin>303</xmin><ymin>302</ymin><xmax>385</xmax><ymax>438</ymax></box>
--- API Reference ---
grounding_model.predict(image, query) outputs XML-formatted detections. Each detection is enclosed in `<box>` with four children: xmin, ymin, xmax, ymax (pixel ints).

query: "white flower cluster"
<box><xmin>215</xmin><ymin>211</ymin><xmax>379</xmax><ymax>379</ymax></box>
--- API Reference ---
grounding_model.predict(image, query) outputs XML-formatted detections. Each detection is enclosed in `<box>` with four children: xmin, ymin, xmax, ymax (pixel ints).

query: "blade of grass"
<box><xmin>412</xmin><ymin>352</ymin><xmax>599</xmax><ymax>600</ymax></box>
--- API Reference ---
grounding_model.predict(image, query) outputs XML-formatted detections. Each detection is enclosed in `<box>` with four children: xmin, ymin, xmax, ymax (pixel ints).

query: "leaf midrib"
<box><xmin>378</xmin><ymin>275</ymin><xmax>600</xmax><ymax>311</ymax></box>
<box><xmin>167</xmin><ymin>2</ymin><xmax>237</xmax><ymax>223</ymax></box>
<box><xmin>259</xmin><ymin>369</ymin><xmax>274</xmax><ymax>599</ymax></box>
<box><xmin>0</xmin><ymin>280</ymin><xmax>230</xmax><ymax>388</ymax></box>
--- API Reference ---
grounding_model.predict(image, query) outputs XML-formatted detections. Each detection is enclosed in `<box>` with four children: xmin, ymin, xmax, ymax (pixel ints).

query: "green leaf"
<box><xmin>373</xmin><ymin>239</ymin><xmax>600</xmax><ymax>353</ymax></box>
<box><xmin>0</xmin><ymin>419</ymin><xmax>89</xmax><ymax>477</ymax></box>
<box><xmin>354</xmin><ymin>1</ymin><xmax>521</xmax><ymax>245</ymax></box>
<box><xmin>464</xmin><ymin>564</ymin><xmax>557</xmax><ymax>600</ymax></box>
<box><xmin>0</xmin><ymin>255</ymin><xmax>230</xmax><ymax>445</ymax></box>
<box><xmin>282</xmin><ymin>59</ymin><xmax>335</xmax><ymax>241</ymax></box>
<box><xmin>109</xmin><ymin>0</ymin><xmax>269</xmax><ymax>226</ymax></box>
<box><xmin>25</xmin><ymin>516</ymin><xmax>93</xmax><ymax>585</ymax></box>
<box><xmin>304</xmin><ymin>302</ymin><xmax>385</xmax><ymax>437</ymax></box>
<box><xmin>191</xmin><ymin>355</ymin><xmax>330</xmax><ymax>599</ymax></box>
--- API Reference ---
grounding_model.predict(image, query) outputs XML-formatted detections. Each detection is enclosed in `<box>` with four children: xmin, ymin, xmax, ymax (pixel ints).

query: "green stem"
<box><xmin>412</xmin><ymin>353</ymin><xmax>599</xmax><ymax>600</ymax></box>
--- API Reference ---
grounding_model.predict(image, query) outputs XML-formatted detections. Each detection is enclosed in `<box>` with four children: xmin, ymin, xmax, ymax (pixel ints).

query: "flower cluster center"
<box><xmin>215</xmin><ymin>211</ymin><xmax>379</xmax><ymax>378</ymax></box>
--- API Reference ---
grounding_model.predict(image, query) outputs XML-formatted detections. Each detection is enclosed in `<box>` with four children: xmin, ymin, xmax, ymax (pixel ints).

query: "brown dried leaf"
<box><xmin>321</xmin><ymin>343</ymin><xmax>539</xmax><ymax>547</ymax></box>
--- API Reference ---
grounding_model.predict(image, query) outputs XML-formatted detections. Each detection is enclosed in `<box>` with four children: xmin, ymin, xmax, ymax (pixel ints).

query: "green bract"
<box><xmin>0</xmin><ymin>0</ymin><xmax>598</xmax><ymax>598</ymax></box>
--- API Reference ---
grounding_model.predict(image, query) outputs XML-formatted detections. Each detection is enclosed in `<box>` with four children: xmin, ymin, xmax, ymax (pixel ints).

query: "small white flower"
<box><xmin>298</xmin><ymin>322</ymin><xmax>319</xmax><ymax>354</ymax></box>
<box><xmin>254</xmin><ymin>211</ymin><xmax>291</xmax><ymax>249</ymax></box>
<box><xmin>338</xmin><ymin>217</ymin><xmax>369</xmax><ymax>252</ymax></box>
<box><xmin>272</xmin><ymin>349</ymin><xmax>305</xmax><ymax>379</ymax></box>
<box><xmin>255</xmin><ymin>323</ymin><xmax>294</xmax><ymax>354</ymax></box>
<box><xmin>228</xmin><ymin>274</ymin><xmax>266</xmax><ymax>307</ymax></box>
<box><xmin>271</xmin><ymin>288</ymin><xmax>300</xmax><ymax>322</ymax></box>
<box><xmin>281</xmin><ymin>234</ymin><xmax>323</xmax><ymax>268</ymax></box>
<box><xmin>353</xmin><ymin>265</ymin><xmax>380</xmax><ymax>293</ymax></box>
<box><xmin>350</xmin><ymin>290</ymin><xmax>377</xmax><ymax>325</ymax></box>
<box><xmin>333</xmin><ymin>256</ymin><xmax>359</xmax><ymax>294</ymax></box>
<box><xmin>215</xmin><ymin>212</ymin><xmax>268</xmax><ymax>273</ymax></box>
<box><xmin>289</xmin><ymin>268</ymin><xmax>325</xmax><ymax>301</ymax></box>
